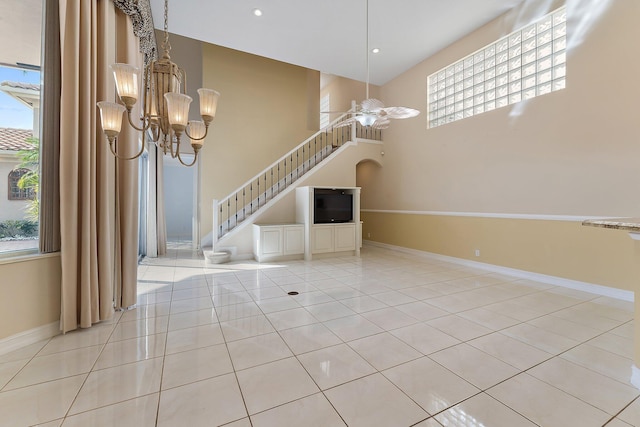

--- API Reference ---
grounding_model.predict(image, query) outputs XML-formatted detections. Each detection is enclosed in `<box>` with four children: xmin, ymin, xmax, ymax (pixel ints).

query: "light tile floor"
<box><xmin>1</xmin><ymin>243</ymin><xmax>640</xmax><ymax>426</ymax></box>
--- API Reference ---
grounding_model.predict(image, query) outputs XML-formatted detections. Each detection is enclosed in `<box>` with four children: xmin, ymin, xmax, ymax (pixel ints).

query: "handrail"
<box><xmin>213</xmin><ymin>102</ymin><xmax>383</xmax><ymax>242</ymax></box>
<box><xmin>217</xmin><ymin>109</ymin><xmax>354</xmax><ymax>208</ymax></box>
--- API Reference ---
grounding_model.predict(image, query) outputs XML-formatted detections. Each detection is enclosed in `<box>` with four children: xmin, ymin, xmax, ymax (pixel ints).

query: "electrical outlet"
<box><xmin>367</xmin><ymin>232</ymin><xmax>371</xmax><ymax>238</ymax></box>
<box><xmin>475</xmin><ymin>249</ymin><xmax>480</xmax><ymax>257</ymax></box>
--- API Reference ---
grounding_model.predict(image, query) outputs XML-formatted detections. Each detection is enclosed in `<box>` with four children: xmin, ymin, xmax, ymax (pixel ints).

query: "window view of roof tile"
<box><xmin>0</xmin><ymin>80</ymin><xmax>41</xmax><ymax>111</ymax></box>
<box><xmin>0</xmin><ymin>81</ymin><xmax>40</xmax><ymax>91</ymax></box>
<box><xmin>0</xmin><ymin>127</ymin><xmax>35</xmax><ymax>151</ymax></box>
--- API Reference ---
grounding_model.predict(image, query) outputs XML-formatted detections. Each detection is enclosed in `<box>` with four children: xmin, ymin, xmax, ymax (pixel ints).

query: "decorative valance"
<box><xmin>112</xmin><ymin>0</ymin><xmax>157</xmax><ymax>65</ymax></box>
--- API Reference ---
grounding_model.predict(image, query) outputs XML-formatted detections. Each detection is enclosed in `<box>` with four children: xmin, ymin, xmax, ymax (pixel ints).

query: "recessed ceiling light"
<box><xmin>371</xmin><ymin>48</ymin><xmax>380</xmax><ymax>54</ymax></box>
<box><xmin>253</xmin><ymin>8</ymin><xmax>263</xmax><ymax>17</ymax></box>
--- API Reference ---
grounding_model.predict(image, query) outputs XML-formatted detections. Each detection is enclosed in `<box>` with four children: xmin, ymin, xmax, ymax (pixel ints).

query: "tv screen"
<box><xmin>314</xmin><ymin>190</ymin><xmax>353</xmax><ymax>224</ymax></box>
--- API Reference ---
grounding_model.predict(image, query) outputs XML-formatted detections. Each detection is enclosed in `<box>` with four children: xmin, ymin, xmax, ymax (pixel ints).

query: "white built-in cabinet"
<box><xmin>253</xmin><ymin>187</ymin><xmax>360</xmax><ymax>262</ymax></box>
<box><xmin>253</xmin><ymin>224</ymin><xmax>304</xmax><ymax>262</ymax></box>
<box><xmin>283</xmin><ymin>225</ymin><xmax>305</xmax><ymax>255</ymax></box>
<box><xmin>297</xmin><ymin>186</ymin><xmax>360</xmax><ymax>261</ymax></box>
<box><xmin>311</xmin><ymin>224</ymin><xmax>356</xmax><ymax>254</ymax></box>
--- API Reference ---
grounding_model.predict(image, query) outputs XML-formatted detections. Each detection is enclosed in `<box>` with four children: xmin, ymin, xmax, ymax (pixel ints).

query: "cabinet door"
<box><xmin>312</xmin><ymin>226</ymin><xmax>334</xmax><ymax>253</ymax></box>
<box><xmin>335</xmin><ymin>224</ymin><xmax>356</xmax><ymax>251</ymax></box>
<box><xmin>283</xmin><ymin>226</ymin><xmax>304</xmax><ymax>255</ymax></box>
<box><xmin>261</xmin><ymin>227</ymin><xmax>283</xmax><ymax>256</ymax></box>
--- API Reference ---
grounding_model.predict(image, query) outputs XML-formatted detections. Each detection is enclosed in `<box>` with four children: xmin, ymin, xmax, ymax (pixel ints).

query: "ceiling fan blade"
<box><xmin>380</xmin><ymin>106</ymin><xmax>421</xmax><ymax>119</ymax></box>
<box><xmin>320</xmin><ymin>111</ymin><xmax>351</xmax><ymax>114</ymax></box>
<box><xmin>361</xmin><ymin>98</ymin><xmax>385</xmax><ymax>112</ymax></box>
<box><xmin>372</xmin><ymin>118</ymin><xmax>391</xmax><ymax>130</ymax></box>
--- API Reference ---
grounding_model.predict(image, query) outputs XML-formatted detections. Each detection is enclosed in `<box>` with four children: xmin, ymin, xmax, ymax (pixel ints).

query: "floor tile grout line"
<box><xmin>0</xmin><ymin>336</ymin><xmax>76</xmax><ymax>394</ymax></box>
<box><xmin>446</xmin><ymin>316</ymin><xmax>638</xmax><ymax>420</ymax></box>
<box><xmin>209</xmin><ymin>254</ymin><xmax>632</xmax><ymax>424</ymax></box>
<box><xmin>210</xmin><ymin>272</ymin><xmax>256</xmax><ymax>427</ymax></box>
<box><xmin>152</xmin><ymin>271</ymin><xmax>182</xmax><ymax>427</ymax></box>
<box><xmin>323</xmin><ymin>257</ymin><xmax>635</xmax><ymax>422</ymax></box>
<box><xmin>10</xmin><ymin>244</ymin><xmax>634</xmax><ymax>426</ymax></box>
<box><xmin>243</xmin><ymin>281</ymin><xmax>352</xmax><ymax>425</ymax></box>
<box><xmin>605</xmin><ymin>394</ymin><xmax>640</xmax><ymax>426</ymax></box>
<box><xmin>236</xmin><ymin>262</ymin><xmax>470</xmax><ymax>424</ymax></box>
<box><xmin>59</xmin><ymin>310</ymin><xmax>121</xmax><ymax>423</ymax></box>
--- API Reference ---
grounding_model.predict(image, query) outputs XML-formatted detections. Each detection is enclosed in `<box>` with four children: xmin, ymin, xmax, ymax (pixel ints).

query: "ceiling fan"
<box><xmin>323</xmin><ymin>0</ymin><xmax>420</xmax><ymax>130</ymax></box>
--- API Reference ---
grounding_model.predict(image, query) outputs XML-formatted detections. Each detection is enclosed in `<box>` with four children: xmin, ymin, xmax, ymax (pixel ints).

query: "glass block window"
<box><xmin>427</xmin><ymin>6</ymin><xmax>566</xmax><ymax>128</ymax></box>
<box><xmin>8</xmin><ymin>168</ymin><xmax>34</xmax><ymax>200</ymax></box>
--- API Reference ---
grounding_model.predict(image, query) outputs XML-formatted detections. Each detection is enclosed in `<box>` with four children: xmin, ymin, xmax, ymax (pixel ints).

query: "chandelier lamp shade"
<box><xmin>97</xmin><ymin>0</ymin><xmax>220</xmax><ymax>167</ymax></box>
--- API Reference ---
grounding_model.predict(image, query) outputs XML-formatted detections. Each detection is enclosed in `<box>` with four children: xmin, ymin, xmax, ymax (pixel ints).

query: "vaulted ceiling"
<box><xmin>149</xmin><ymin>0</ymin><xmax>525</xmax><ymax>85</ymax></box>
<box><xmin>0</xmin><ymin>1</ymin><xmax>528</xmax><ymax>84</ymax></box>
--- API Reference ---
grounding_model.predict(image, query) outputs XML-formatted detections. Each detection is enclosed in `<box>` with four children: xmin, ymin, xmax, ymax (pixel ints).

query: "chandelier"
<box><xmin>97</xmin><ymin>0</ymin><xmax>219</xmax><ymax>167</ymax></box>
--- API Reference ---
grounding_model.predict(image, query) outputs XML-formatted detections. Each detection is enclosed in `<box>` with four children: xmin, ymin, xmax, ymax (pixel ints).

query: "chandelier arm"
<box><xmin>107</xmin><ymin>136</ymin><xmax>146</xmax><ymax>161</ymax></box>
<box><xmin>177</xmin><ymin>150</ymin><xmax>198</xmax><ymax>167</ymax></box>
<box><xmin>169</xmin><ymin>130</ymin><xmax>179</xmax><ymax>159</ymax></box>
<box><xmin>140</xmin><ymin>61</ymin><xmax>158</xmax><ymax>142</ymax></box>
<box><xmin>179</xmin><ymin>66</ymin><xmax>187</xmax><ymax>94</ymax></box>
<box><xmin>124</xmin><ymin>109</ymin><xmax>152</xmax><ymax>132</ymax></box>
<box><xmin>184</xmin><ymin>126</ymin><xmax>209</xmax><ymax>141</ymax></box>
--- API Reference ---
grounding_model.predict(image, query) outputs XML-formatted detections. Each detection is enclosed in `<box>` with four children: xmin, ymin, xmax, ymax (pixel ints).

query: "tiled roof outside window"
<box><xmin>0</xmin><ymin>128</ymin><xmax>35</xmax><ymax>151</ymax></box>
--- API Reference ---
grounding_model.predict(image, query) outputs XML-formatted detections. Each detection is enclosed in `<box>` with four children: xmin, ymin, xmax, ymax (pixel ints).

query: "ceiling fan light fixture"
<box><xmin>253</xmin><ymin>8</ymin><xmax>263</xmax><ymax>17</ymax></box>
<box><xmin>324</xmin><ymin>0</ymin><xmax>419</xmax><ymax>131</ymax></box>
<box><xmin>356</xmin><ymin>114</ymin><xmax>377</xmax><ymax>127</ymax></box>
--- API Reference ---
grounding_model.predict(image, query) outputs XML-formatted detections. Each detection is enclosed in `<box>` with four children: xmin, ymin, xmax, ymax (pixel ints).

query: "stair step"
<box><xmin>215</xmin><ymin>144</ymin><xmax>338</xmax><ymax>239</ymax></box>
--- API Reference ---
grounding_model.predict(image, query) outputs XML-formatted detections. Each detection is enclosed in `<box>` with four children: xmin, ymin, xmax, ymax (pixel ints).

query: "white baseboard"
<box><xmin>230</xmin><ymin>253</ymin><xmax>255</xmax><ymax>262</ymax></box>
<box><xmin>0</xmin><ymin>321</ymin><xmax>60</xmax><ymax>356</ymax></box>
<box><xmin>364</xmin><ymin>240</ymin><xmax>634</xmax><ymax>302</ymax></box>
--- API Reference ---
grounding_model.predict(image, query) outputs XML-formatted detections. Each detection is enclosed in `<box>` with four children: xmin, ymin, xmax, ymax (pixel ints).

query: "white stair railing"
<box><xmin>213</xmin><ymin>106</ymin><xmax>383</xmax><ymax>243</ymax></box>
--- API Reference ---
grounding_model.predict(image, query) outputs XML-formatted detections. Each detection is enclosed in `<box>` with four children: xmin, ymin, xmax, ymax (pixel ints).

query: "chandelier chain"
<box><xmin>162</xmin><ymin>0</ymin><xmax>171</xmax><ymax>55</ymax></box>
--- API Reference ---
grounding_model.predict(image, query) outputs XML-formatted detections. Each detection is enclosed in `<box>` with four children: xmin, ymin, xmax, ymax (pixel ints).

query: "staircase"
<box><xmin>209</xmin><ymin>110</ymin><xmax>382</xmax><ymax>256</ymax></box>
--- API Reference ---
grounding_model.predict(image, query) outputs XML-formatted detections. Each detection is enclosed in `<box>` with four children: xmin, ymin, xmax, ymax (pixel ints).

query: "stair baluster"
<box><xmin>213</xmin><ymin>109</ymin><xmax>381</xmax><ymax>240</ymax></box>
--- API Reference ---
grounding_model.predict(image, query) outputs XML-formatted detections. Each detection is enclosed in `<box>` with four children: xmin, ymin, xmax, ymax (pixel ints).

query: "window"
<box><xmin>428</xmin><ymin>6</ymin><xmax>566</xmax><ymax>128</ymax></box>
<box><xmin>8</xmin><ymin>168</ymin><xmax>34</xmax><ymax>200</ymax></box>
<box><xmin>0</xmin><ymin>0</ymin><xmax>43</xmax><ymax>254</ymax></box>
<box><xmin>320</xmin><ymin>94</ymin><xmax>330</xmax><ymax>129</ymax></box>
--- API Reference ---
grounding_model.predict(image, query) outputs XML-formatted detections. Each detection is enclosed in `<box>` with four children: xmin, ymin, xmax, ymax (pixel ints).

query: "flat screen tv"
<box><xmin>314</xmin><ymin>189</ymin><xmax>353</xmax><ymax>224</ymax></box>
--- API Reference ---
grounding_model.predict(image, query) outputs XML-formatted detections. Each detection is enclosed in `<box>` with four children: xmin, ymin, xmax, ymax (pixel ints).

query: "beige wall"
<box><xmin>220</xmin><ymin>141</ymin><xmax>384</xmax><ymax>257</ymax></box>
<box><xmin>0</xmin><ymin>255</ymin><xmax>61</xmax><ymax>339</ymax></box>
<box><xmin>372</xmin><ymin>0</ymin><xmax>640</xmax><ymax>215</ymax></box>
<box><xmin>201</xmin><ymin>43</ymin><xmax>320</xmax><ymax>238</ymax></box>
<box><xmin>361</xmin><ymin>212</ymin><xmax>640</xmax><ymax>291</ymax></box>
<box><xmin>360</xmin><ymin>0</ymin><xmax>640</xmax><ymax>290</ymax></box>
<box><xmin>321</xmin><ymin>75</ymin><xmax>381</xmax><ymax>120</ymax></box>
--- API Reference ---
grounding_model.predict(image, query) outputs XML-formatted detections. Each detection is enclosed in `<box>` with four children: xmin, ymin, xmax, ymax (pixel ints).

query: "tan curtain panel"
<box><xmin>39</xmin><ymin>0</ymin><xmax>62</xmax><ymax>254</ymax></box>
<box><xmin>113</xmin><ymin>9</ymin><xmax>141</xmax><ymax>310</ymax></box>
<box><xmin>112</xmin><ymin>0</ymin><xmax>166</xmax><ymax>258</ymax></box>
<box><xmin>156</xmin><ymin>148</ymin><xmax>167</xmax><ymax>256</ymax></box>
<box><xmin>58</xmin><ymin>0</ymin><xmax>139</xmax><ymax>333</ymax></box>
